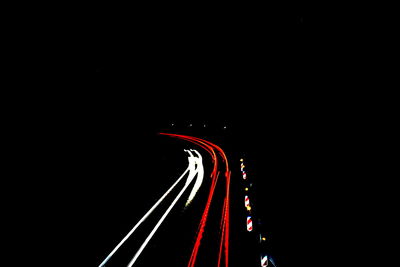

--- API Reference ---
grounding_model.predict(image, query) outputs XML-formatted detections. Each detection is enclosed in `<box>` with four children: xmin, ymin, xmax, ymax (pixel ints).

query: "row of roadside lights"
<box><xmin>171</xmin><ymin>122</ymin><xmax>227</xmax><ymax>129</ymax></box>
<box><xmin>240</xmin><ymin>158</ymin><xmax>274</xmax><ymax>267</ymax></box>
<box><xmin>241</xmin><ymin>159</ymin><xmax>253</xmax><ymax>232</ymax></box>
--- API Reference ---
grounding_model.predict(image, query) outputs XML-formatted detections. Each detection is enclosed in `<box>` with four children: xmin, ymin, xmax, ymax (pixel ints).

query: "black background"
<box><xmin>44</xmin><ymin>2</ymin><xmax>312</xmax><ymax>76</ymax></box>
<box><xmin>11</xmin><ymin>2</ymin><xmax>354</xmax><ymax>267</ymax></box>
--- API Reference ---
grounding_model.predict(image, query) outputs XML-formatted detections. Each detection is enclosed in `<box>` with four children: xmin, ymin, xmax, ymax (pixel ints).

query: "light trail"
<box><xmin>188</xmin><ymin>170</ymin><xmax>220</xmax><ymax>267</ymax></box>
<box><xmin>98</xmin><ymin>151</ymin><xmax>198</xmax><ymax>267</ymax></box>
<box><xmin>126</xmin><ymin>150</ymin><xmax>203</xmax><ymax>267</ymax></box>
<box><xmin>217</xmin><ymin>198</ymin><xmax>227</xmax><ymax>267</ymax></box>
<box><xmin>199</xmin><ymin>138</ymin><xmax>231</xmax><ymax>267</ymax></box>
<box><xmin>189</xmin><ymin>136</ymin><xmax>231</xmax><ymax>267</ymax></box>
<box><xmin>160</xmin><ymin>134</ymin><xmax>220</xmax><ymax>267</ymax></box>
<box><xmin>159</xmin><ymin>133</ymin><xmax>231</xmax><ymax>267</ymax></box>
<box><xmin>185</xmin><ymin>149</ymin><xmax>204</xmax><ymax>207</ymax></box>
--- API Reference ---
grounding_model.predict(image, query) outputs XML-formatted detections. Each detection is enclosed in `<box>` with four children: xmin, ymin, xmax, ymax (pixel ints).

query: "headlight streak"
<box><xmin>185</xmin><ymin>149</ymin><xmax>204</xmax><ymax>208</ymax></box>
<box><xmin>217</xmin><ymin>198</ymin><xmax>227</xmax><ymax>267</ymax></box>
<box><xmin>98</xmin><ymin>166</ymin><xmax>191</xmax><ymax>267</ymax></box>
<box><xmin>159</xmin><ymin>133</ymin><xmax>231</xmax><ymax>267</ymax></box>
<box><xmin>99</xmin><ymin>150</ymin><xmax>202</xmax><ymax>267</ymax></box>
<box><xmin>126</xmin><ymin>150</ymin><xmax>202</xmax><ymax>267</ymax></box>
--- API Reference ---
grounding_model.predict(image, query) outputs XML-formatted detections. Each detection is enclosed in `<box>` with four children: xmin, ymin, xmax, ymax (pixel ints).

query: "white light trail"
<box><xmin>98</xmin><ymin>152</ymin><xmax>195</xmax><ymax>267</ymax></box>
<box><xmin>126</xmin><ymin>150</ymin><xmax>203</xmax><ymax>267</ymax></box>
<box><xmin>184</xmin><ymin>149</ymin><xmax>197</xmax><ymax>188</ymax></box>
<box><xmin>185</xmin><ymin>149</ymin><xmax>204</xmax><ymax>207</ymax></box>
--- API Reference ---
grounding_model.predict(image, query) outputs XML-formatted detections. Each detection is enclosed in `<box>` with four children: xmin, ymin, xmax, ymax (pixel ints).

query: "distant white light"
<box><xmin>189</xmin><ymin>124</ymin><xmax>192</xmax><ymax>127</ymax></box>
<box><xmin>223</xmin><ymin>126</ymin><xmax>227</xmax><ymax>129</ymax></box>
<box><xmin>171</xmin><ymin>123</ymin><xmax>174</xmax><ymax>126</ymax></box>
<box><xmin>203</xmin><ymin>124</ymin><xmax>206</xmax><ymax>127</ymax></box>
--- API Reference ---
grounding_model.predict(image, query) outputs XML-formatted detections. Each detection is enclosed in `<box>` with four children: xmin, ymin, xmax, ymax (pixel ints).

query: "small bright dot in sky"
<box><xmin>223</xmin><ymin>126</ymin><xmax>227</xmax><ymax>129</ymax></box>
<box><xmin>189</xmin><ymin>124</ymin><xmax>192</xmax><ymax>127</ymax></box>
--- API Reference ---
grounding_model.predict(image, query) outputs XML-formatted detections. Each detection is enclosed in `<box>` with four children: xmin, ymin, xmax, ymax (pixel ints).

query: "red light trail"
<box><xmin>159</xmin><ymin>133</ymin><xmax>231</xmax><ymax>267</ymax></box>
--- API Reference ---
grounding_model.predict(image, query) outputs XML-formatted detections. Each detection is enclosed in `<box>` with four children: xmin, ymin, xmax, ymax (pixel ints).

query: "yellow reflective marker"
<box><xmin>245</xmin><ymin>187</ymin><xmax>249</xmax><ymax>191</ymax></box>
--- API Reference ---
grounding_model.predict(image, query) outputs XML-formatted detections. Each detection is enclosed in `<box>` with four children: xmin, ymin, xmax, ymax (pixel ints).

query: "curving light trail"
<box><xmin>99</xmin><ymin>150</ymin><xmax>202</xmax><ymax>267</ymax></box>
<box><xmin>126</xmin><ymin>149</ymin><xmax>203</xmax><ymax>267</ymax></box>
<box><xmin>159</xmin><ymin>133</ymin><xmax>231</xmax><ymax>267</ymax></box>
<box><xmin>185</xmin><ymin>149</ymin><xmax>204</xmax><ymax>208</ymax></box>
<box><xmin>100</xmin><ymin>133</ymin><xmax>231</xmax><ymax>267</ymax></box>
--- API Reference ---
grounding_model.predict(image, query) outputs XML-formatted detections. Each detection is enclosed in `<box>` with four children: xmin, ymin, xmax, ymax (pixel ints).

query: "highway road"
<box><xmin>88</xmin><ymin>117</ymin><xmax>329</xmax><ymax>267</ymax></box>
<box><xmin>97</xmin><ymin>134</ymin><xmax>233</xmax><ymax>267</ymax></box>
<box><xmin>22</xmin><ymin>108</ymin><xmax>339</xmax><ymax>267</ymax></box>
<box><xmin>36</xmin><ymin>112</ymin><xmax>330</xmax><ymax>267</ymax></box>
<box><xmin>98</xmin><ymin>149</ymin><xmax>203</xmax><ymax>267</ymax></box>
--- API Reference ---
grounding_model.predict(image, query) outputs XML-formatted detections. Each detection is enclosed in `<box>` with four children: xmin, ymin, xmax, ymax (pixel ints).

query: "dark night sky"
<box><xmin>62</xmin><ymin>2</ymin><xmax>307</xmax><ymax>74</ymax></box>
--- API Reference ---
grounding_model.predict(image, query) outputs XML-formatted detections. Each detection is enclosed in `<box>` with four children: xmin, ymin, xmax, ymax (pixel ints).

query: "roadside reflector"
<box><xmin>247</xmin><ymin>216</ymin><xmax>253</xmax><ymax>232</ymax></box>
<box><xmin>261</xmin><ymin>255</ymin><xmax>268</xmax><ymax>266</ymax></box>
<box><xmin>244</xmin><ymin>195</ymin><xmax>251</xmax><ymax>209</ymax></box>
